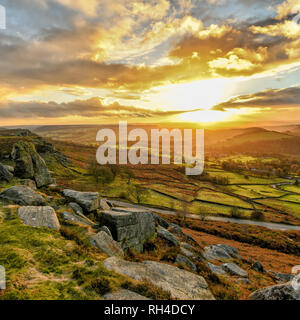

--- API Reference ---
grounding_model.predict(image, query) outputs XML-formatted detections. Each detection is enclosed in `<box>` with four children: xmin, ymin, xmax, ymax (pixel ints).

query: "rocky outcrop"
<box><xmin>207</xmin><ymin>262</ymin><xmax>226</xmax><ymax>275</ymax></box>
<box><xmin>18</xmin><ymin>206</ymin><xmax>60</xmax><ymax>230</ymax></box>
<box><xmin>180</xmin><ymin>247</ymin><xmax>194</xmax><ymax>258</ymax></box>
<box><xmin>4</xmin><ymin>165</ymin><xmax>14</xmax><ymax>173</ymax></box>
<box><xmin>252</xmin><ymin>261</ymin><xmax>265</xmax><ymax>273</ymax></box>
<box><xmin>0</xmin><ymin>186</ymin><xmax>46</xmax><ymax>205</ymax></box>
<box><xmin>63</xmin><ymin>189</ymin><xmax>101</xmax><ymax>213</ymax></box>
<box><xmin>68</xmin><ymin>202</ymin><xmax>83</xmax><ymax>215</ymax></box>
<box><xmin>249</xmin><ymin>283</ymin><xmax>300</xmax><ymax>300</ymax></box>
<box><xmin>11</xmin><ymin>142</ymin><xmax>52</xmax><ymax>188</ymax></box>
<box><xmin>203</xmin><ymin>244</ymin><xmax>241</xmax><ymax>261</ymax></box>
<box><xmin>152</xmin><ymin>213</ymin><xmax>169</xmax><ymax>229</ymax></box>
<box><xmin>101</xmin><ymin>208</ymin><xmax>155</xmax><ymax>252</ymax></box>
<box><xmin>99</xmin><ymin>226</ymin><xmax>113</xmax><ymax>238</ymax></box>
<box><xmin>99</xmin><ymin>199</ymin><xmax>111</xmax><ymax>211</ymax></box>
<box><xmin>18</xmin><ymin>179</ymin><xmax>37</xmax><ymax>190</ymax></box>
<box><xmin>104</xmin><ymin>257</ymin><xmax>215</xmax><ymax>300</ymax></box>
<box><xmin>169</xmin><ymin>223</ymin><xmax>182</xmax><ymax>234</ymax></box>
<box><xmin>0</xmin><ymin>162</ymin><xmax>13</xmax><ymax>182</ymax></box>
<box><xmin>103</xmin><ymin>289</ymin><xmax>150</xmax><ymax>300</ymax></box>
<box><xmin>222</xmin><ymin>263</ymin><xmax>248</xmax><ymax>278</ymax></box>
<box><xmin>91</xmin><ymin>231</ymin><xmax>124</xmax><ymax>258</ymax></box>
<box><xmin>61</xmin><ymin>211</ymin><xmax>95</xmax><ymax>226</ymax></box>
<box><xmin>157</xmin><ymin>226</ymin><xmax>179</xmax><ymax>246</ymax></box>
<box><xmin>175</xmin><ymin>254</ymin><xmax>197</xmax><ymax>272</ymax></box>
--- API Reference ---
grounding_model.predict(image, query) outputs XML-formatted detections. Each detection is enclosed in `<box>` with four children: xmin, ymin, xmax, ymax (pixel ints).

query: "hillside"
<box><xmin>0</xmin><ymin>129</ymin><xmax>299</xmax><ymax>301</ymax></box>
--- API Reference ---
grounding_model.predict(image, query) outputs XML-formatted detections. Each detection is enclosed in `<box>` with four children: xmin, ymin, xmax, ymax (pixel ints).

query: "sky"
<box><xmin>0</xmin><ymin>0</ymin><xmax>300</xmax><ymax>127</ymax></box>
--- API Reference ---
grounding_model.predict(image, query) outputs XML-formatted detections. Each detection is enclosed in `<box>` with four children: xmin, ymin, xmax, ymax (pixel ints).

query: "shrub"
<box><xmin>160</xmin><ymin>248</ymin><xmax>180</xmax><ymax>263</ymax></box>
<box><xmin>230</xmin><ymin>207</ymin><xmax>242</xmax><ymax>218</ymax></box>
<box><xmin>86</xmin><ymin>278</ymin><xmax>112</xmax><ymax>296</ymax></box>
<box><xmin>122</xmin><ymin>280</ymin><xmax>172</xmax><ymax>300</ymax></box>
<box><xmin>251</xmin><ymin>211</ymin><xmax>265</xmax><ymax>221</ymax></box>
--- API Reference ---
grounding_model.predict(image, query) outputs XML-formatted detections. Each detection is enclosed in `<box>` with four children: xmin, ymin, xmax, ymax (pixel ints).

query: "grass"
<box><xmin>255</xmin><ymin>198</ymin><xmax>300</xmax><ymax>218</ymax></box>
<box><xmin>196</xmin><ymin>188</ymin><xmax>252</xmax><ymax>209</ymax></box>
<box><xmin>241</xmin><ymin>185</ymin><xmax>287</xmax><ymax>198</ymax></box>
<box><xmin>0</xmin><ymin>205</ymin><xmax>124</xmax><ymax>300</ymax></box>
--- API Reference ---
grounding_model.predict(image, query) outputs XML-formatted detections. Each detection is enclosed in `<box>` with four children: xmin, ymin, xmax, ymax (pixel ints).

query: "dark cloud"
<box><xmin>0</xmin><ymin>97</ymin><xmax>198</xmax><ymax>119</ymax></box>
<box><xmin>212</xmin><ymin>86</ymin><xmax>300</xmax><ymax>111</ymax></box>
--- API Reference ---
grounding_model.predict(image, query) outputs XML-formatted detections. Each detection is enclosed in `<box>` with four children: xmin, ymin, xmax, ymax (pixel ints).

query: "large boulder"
<box><xmin>249</xmin><ymin>283</ymin><xmax>300</xmax><ymax>300</ymax></box>
<box><xmin>18</xmin><ymin>206</ymin><xmax>60</xmax><ymax>230</ymax></box>
<box><xmin>11</xmin><ymin>142</ymin><xmax>52</xmax><ymax>188</ymax></box>
<box><xmin>90</xmin><ymin>231</ymin><xmax>124</xmax><ymax>258</ymax></box>
<box><xmin>104</xmin><ymin>257</ymin><xmax>215</xmax><ymax>300</ymax></box>
<box><xmin>0</xmin><ymin>186</ymin><xmax>46</xmax><ymax>205</ymax></box>
<box><xmin>63</xmin><ymin>189</ymin><xmax>101</xmax><ymax>213</ymax></box>
<box><xmin>157</xmin><ymin>226</ymin><xmax>179</xmax><ymax>246</ymax></box>
<box><xmin>101</xmin><ymin>208</ymin><xmax>156</xmax><ymax>252</ymax></box>
<box><xmin>222</xmin><ymin>263</ymin><xmax>248</xmax><ymax>278</ymax></box>
<box><xmin>0</xmin><ymin>162</ymin><xmax>13</xmax><ymax>182</ymax></box>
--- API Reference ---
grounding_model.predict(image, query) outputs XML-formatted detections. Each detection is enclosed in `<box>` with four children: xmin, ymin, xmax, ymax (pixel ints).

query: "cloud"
<box><xmin>0</xmin><ymin>97</ymin><xmax>197</xmax><ymax>119</ymax></box>
<box><xmin>276</xmin><ymin>0</ymin><xmax>300</xmax><ymax>19</ymax></box>
<box><xmin>212</xmin><ymin>86</ymin><xmax>300</xmax><ymax>111</ymax></box>
<box><xmin>250</xmin><ymin>20</ymin><xmax>300</xmax><ymax>39</ymax></box>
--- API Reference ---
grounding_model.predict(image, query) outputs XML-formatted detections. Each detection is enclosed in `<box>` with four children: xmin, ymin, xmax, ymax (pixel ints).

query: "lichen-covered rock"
<box><xmin>18</xmin><ymin>206</ymin><xmax>60</xmax><ymax>230</ymax></box>
<box><xmin>61</xmin><ymin>211</ymin><xmax>95</xmax><ymax>226</ymax></box>
<box><xmin>175</xmin><ymin>254</ymin><xmax>197</xmax><ymax>272</ymax></box>
<box><xmin>99</xmin><ymin>199</ymin><xmax>111</xmax><ymax>210</ymax></box>
<box><xmin>103</xmin><ymin>289</ymin><xmax>150</xmax><ymax>300</ymax></box>
<box><xmin>203</xmin><ymin>244</ymin><xmax>238</xmax><ymax>261</ymax></box>
<box><xmin>169</xmin><ymin>223</ymin><xmax>182</xmax><ymax>234</ymax></box>
<box><xmin>68</xmin><ymin>202</ymin><xmax>83</xmax><ymax>215</ymax></box>
<box><xmin>99</xmin><ymin>226</ymin><xmax>113</xmax><ymax>238</ymax></box>
<box><xmin>222</xmin><ymin>263</ymin><xmax>248</xmax><ymax>278</ymax></box>
<box><xmin>11</xmin><ymin>142</ymin><xmax>52</xmax><ymax>188</ymax></box>
<box><xmin>0</xmin><ymin>186</ymin><xmax>46</xmax><ymax>205</ymax></box>
<box><xmin>18</xmin><ymin>179</ymin><xmax>37</xmax><ymax>190</ymax></box>
<box><xmin>180</xmin><ymin>247</ymin><xmax>194</xmax><ymax>258</ymax></box>
<box><xmin>152</xmin><ymin>213</ymin><xmax>169</xmax><ymax>229</ymax></box>
<box><xmin>63</xmin><ymin>189</ymin><xmax>101</xmax><ymax>213</ymax></box>
<box><xmin>216</xmin><ymin>244</ymin><xmax>241</xmax><ymax>259</ymax></box>
<box><xmin>0</xmin><ymin>162</ymin><xmax>13</xmax><ymax>182</ymax></box>
<box><xmin>104</xmin><ymin>257</ymin><xmax>215</xmax><ymax>300</ymax></box>
<box><xmin>252</xmin><ymin>261</ymin><xmax>265</xmax><ymax>273</ymax></box>
<box><xmin>91</xmin><ymin>231</ymin><xmax>124</xmax><ymax>258</ymax></box>
<box><xmin>249</xmin><ymin>283</ymin><xmax>300</xmax><ymax>300</ymax></box>
<box><xmin>207</xmin><ymin>262</ymin><xmax>227</xmax><ymax>275</ymax></box>
<box><xmin>101</xmin><ymin>208</ymin><xmax>156</xmax><ymax>252</ymax></box>
<box><xmin>4</xmin><ymin>165</ymin><xmax>14</xmax><ymax>173</ymax></box>
<box><xmin>157</xmin><ymin>226</ymin><xmax>179</xmax><ymax>246</ymax></box>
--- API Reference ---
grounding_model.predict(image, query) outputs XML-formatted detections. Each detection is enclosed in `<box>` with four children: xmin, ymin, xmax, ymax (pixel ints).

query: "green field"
<box><xmin>196</xmin><ymin>188</ymin><xmax>252</xmax><ymax>209</ymax></box>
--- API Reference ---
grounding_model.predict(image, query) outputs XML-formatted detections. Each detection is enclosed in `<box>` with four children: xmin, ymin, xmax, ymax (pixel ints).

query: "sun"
<box><xmin>148</xmin><ymin>78</ymin><xmax>235</xmax><ymax>111</ymax></box>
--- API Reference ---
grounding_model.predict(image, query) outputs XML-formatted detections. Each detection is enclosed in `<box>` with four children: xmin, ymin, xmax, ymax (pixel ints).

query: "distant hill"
<box><xmin>208</xmin><ymin>127</ymin><xmax>300</xmax><ymax>156</ymax></box>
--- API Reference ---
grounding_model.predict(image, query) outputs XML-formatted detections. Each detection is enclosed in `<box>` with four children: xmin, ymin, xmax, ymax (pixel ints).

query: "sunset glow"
<box><xmin>0</xmin><ymin>0</ymin><xmax>300</xmax><ymax>126</ymax></box>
